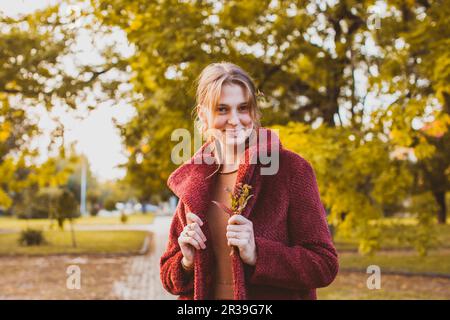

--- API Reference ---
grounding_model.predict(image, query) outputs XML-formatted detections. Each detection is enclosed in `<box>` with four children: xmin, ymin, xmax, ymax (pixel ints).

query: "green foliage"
<box><xmin>31</xmin><ymin>187</ymin><xmax>79</xmax><ymax>229</ymax></box>
<box><xmin>91</xmin><ymin>0</ymin><xmax>384</xmax><ymax>199</ymax></box>
<box><xmin>408</xmin><ymin>193</ymin><xmax>439</xmax><ymax>256</ymax></box>
<box><xmin>0</xmin><ymin>0</ymin><xmax>128</xmax><ymax>209</ymax></box>
<box><xmin>372</xmin><ymin>0</ymin><xmax>450</xmax><ymax>223</ymax></box>
<box><xmin>274</xmin><ymin>122</ymin><xmax>422</xmax><ymax>255</ymax></box>
<box><xmin>96</xmin><ymin>179</ymin><xmax>139</xmax><ymax>211</ymax></box>
<box><xmin>0</xmin><ymin>2</ymin><xmax>127</xmax><ymax>110</ymax></box>
<box><xmin>1</xmin><ymin>0</ymin><xmax>447</xmax><ymax>256</ymax></box>
<box><xmin>18</xmin><ymin>228</ymin><xmax>46</xmax><ymax>246</ymax></box>
<box><xmin>103</xmin><ymin>198</ymin><xmax>116</xmax><ymax>211</ymax></box>
<box><xmin>9</xmin><ymin>149</ymin><xmax>81</xmax><ymax>218</ymax></box>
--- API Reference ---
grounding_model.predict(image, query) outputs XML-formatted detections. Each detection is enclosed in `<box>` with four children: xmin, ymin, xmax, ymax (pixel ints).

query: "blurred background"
<box><xmin>0</xmin><ymin>0</ymin><xmax>449</xmax><ymax>299</ymax></box>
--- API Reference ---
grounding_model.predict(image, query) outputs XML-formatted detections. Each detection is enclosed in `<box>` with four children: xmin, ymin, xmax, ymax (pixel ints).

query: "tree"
<box><xmin>97</xmin><ymin>179</ymin><xmax>140</xmax><ymax>211</ymax></box>
<box><xmin>91</xmin><ymin>0</ymin><xmax>383</xmax><ymax>199</ymax></box>
<box><xmin>10</xmin><ymin>146</ymin><xmax>79</xmax><ymax>218</ymax></box>
<box><xmin>33</xmin><ymin>187</ymin><xmax>79</xmax><ymax>247</ymax></box>
<box><xmin>371</xmin><ymin>0</ymin><xmax>450</xmax><ymax>223</ymax></box>
<box><xmin>0</xmin><ymin>2</ymin><xmax>127</xmax><ymax>110</ymax></box>
<box><xmin>274</xmin><ymin>122</ymin><xmax>416</xmax><ymax>254</ymax></box>
<box><xmin>0</xmin><ymin>0</ymin><xmax>128</xmax><ymax>209</ymax></box>
<box><xmin>90</xmin><ymin>0</ymin><xmax>448</xmax><ymax>252</ymax></box>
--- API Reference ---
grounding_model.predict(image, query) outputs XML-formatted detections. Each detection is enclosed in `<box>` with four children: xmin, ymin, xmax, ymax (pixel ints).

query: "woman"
<box><xmin>160</xmin><ymin>62</ymin><xmax>338</xmax><ymax>300</ymax></box>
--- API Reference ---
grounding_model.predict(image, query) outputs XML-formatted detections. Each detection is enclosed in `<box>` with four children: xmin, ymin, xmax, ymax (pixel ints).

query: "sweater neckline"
<box><xmin>218</xmin><ymin>167</ymin><xmax>239</xmax><ymax>174</ymax></box>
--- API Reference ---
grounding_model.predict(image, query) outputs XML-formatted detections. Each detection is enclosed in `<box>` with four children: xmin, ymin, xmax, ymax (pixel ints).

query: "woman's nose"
<box><xmin>228</xmin><ymin>110</ymin><xmax>239</xmax><ymax>125</ymax></box>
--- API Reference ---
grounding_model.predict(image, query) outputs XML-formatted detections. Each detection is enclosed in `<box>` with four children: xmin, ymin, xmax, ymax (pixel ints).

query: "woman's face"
<box><xmin>205</xmin><ymin>84</ymin><xmax>254</xmax><ymax>146</ymax></box>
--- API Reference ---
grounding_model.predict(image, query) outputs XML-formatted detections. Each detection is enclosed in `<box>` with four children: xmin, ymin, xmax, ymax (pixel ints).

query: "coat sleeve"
<box><xmin>246</xmin><ymin>154</ymin><xmax>339</xmax><ymax>290</ymax></box>
<box><xmin>159</xmin><ymin>200</ymin><xmax>195</xmax><ymax>295</ymax></box>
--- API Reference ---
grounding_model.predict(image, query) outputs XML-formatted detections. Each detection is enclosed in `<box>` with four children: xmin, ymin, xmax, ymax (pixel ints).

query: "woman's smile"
<box><xmin>223</xmin><ymin>129</ymin><xmax>241</xmax><ymax>136</ymax></box>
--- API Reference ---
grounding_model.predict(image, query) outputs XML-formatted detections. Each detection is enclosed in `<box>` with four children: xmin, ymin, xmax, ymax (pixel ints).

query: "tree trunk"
<box><xmin>70</xmin><ymin>220</ymin><xmax>77</xmax><ymax>248</ymax></box>
<box><xmin>433</xmin><ymin>191</ymin><xmax>447</xmax><ymax>224</ymax></box>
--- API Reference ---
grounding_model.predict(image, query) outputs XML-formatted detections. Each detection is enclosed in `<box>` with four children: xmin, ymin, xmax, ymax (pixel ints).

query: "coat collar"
<box><xmin>167</xmin><ymin>127</ymin><xmax>282</xmax><ymax>222</ymax></box>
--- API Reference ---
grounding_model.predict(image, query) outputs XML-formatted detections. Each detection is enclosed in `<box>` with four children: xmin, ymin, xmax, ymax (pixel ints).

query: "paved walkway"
<box><xmin>113</xmin><ymin>215</ymin><xmax>176</xmax><ymax>300</ymax></box>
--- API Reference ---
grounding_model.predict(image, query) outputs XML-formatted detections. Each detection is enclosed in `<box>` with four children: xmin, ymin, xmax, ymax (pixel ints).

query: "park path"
<box><xmin>0</xmin><ymin>215</ymin><xmax>177</xmax><ymax>299</ymax></box>
<box><xmin>112</xmin><ymin>215</ymin><xmax>176</xmax><ymax>300</ymax></box>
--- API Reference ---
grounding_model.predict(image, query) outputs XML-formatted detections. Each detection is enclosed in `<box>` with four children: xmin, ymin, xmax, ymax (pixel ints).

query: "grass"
<box><xmin>0</xmin><ymin>213</ymin><xmax>155</xmax><ymax>231</ymax></box>
<box><xmin>338</xmin><ymin>249</ymin><xmax>450</xmax><ymax>275</ymax></box>
<box><xmin>319</xmin><ymin>219</ymin><xmax>450</xmax><ymax>300</ymax></box>
<box><xmin>317</xmin><ymin>270</ymin><xmax>450</xmax><ymax>299</ymax></box>
<box><xmin>0</xmin><ymin>230</ymin><xmax>149</xmax><ymax>256</ymax></box>
<box><xmin>334</xmin><ymin>219</ymin><xmax>450</xmax><ymax>251</ymax></box>
<box><xmin>323</xmin><ymin>218</ymin><xmax>450</xmax><ymax>299</ymax></box>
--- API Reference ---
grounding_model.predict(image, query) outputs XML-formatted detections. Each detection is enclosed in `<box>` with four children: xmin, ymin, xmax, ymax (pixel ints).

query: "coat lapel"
<box><xmin>236</xmin><ymin>127</ymin><xmax>280</xmax><ymax>220</ymax></box>
<box><xmin>167</xmin><ymin>141</ymin><xmax>219</xmax><ymax>299</ymax></box>
<box><xmin>229</xmin><ymin>128</ymin><xmax>281</xmax><ymax>299</ymax></box>
<box><xmin>167</xmin><ymin>142</ymin><xmax>218</xmax><ymax>222</ymax></box>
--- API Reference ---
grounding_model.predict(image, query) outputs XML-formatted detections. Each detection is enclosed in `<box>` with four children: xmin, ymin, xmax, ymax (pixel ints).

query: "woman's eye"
<box><xmin>239</xmin><ymin>105</ymin><xmax>248</xmax><ymax>111</ymax></box>
<box><xmin>217</xmin><ymin>107</ymin><xmax>227</xmax><ymax>113</ymax></box>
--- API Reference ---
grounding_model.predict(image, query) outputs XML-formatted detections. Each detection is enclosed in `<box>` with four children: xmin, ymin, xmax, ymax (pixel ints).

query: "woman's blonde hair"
<box><xmin>193</xmin><ymin>62</ymin><xmax>262</xmax><ymax>142</ymax></box>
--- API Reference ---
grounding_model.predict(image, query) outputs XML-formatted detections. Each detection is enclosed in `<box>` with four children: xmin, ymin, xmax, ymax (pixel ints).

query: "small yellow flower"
<box><xmin>213</xmin><ymin>183</ymin><xmax>253</xmax><ymax>216</ymax></box>
<box><xmin>211</xmin><ymin>183</ymin><xmax>254</xmax><ymax>257</ymax></box>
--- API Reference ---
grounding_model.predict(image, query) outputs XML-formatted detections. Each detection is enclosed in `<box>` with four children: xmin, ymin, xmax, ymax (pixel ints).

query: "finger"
<box><xmin>186</xmin><ymin>212</ymin><xmax>204</xmax><ymax>226</ymax></box>
<box><xmin>226</xmin><ymin>231</ymin><xmax>242</xmax><ymax>239</ymax></box>
<box><xmin>183</xmin><ymin>236</ymin><xmax>201</xmax><ymax>250</ymax></box>
<box><xmin>228</xmin><ymin>214</ymin><xmax>251</xmax><ymax>225</ymax></box>
<box><xmin>226</xmin><ymin>224</ymin><xmax>249</xmax><ymax>232</ymax></box>
<box><xmin>187</xmin><ymin>230</ymin><xmax>206</xmax><ymax>249</ymax></box>
<box><xmin>191</xmin><ymin>222</ymin><xmax>207</xmax><ymax>242</ymax></box>
<box><xmin>182</xmin><ymin>227</ymin><xmax>191</xmax><ymax>238</ymax></box>
<box><xmin>187</xmin><ymin>212</ymin><xmax>204</xmax><ymax>226</ymax></box>
<box><xmin>228</xmin><ymin>238</ymin><xmax>247</xmax><ymax>248</ymax></box>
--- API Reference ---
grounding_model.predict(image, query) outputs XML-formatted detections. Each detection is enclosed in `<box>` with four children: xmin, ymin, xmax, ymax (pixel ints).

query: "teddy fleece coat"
<box><xmin>160</xmin><ymin>128</ymin><xmax>339</xmax><ymax>300</ymax></box>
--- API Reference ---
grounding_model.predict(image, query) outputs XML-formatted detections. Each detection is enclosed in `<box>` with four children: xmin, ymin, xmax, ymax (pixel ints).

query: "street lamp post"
<box><xmin>80</xmin><ymin>156</ymin><xmax>87</xmax><ymax>216</ymax></box>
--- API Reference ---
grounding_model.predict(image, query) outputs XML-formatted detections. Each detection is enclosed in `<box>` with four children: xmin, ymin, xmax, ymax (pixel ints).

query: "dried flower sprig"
<box><xmin>212</xmin><ymin>183</ymin><xmax>253</xmax><ymax>216</ymax></box>
<box><xmin>230</xmin><ymin>183</ymin><xmax>253</xmax><ymax>215</ymax></box>
<box><xmin>212</xmin><ymin>183</ymin><xmax>253</xmax><ymax>256</ymax></box>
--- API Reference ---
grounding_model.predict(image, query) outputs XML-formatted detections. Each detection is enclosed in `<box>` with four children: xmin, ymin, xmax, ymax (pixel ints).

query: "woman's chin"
<box><xmin>222</xmin><ymin>135</ymin><xmax>247</xmax><ymax>146</ymax></box>
<box><xmin>216</xmin><ymin>127</ymin><xmax>254</xmax><ymax>146</ymax></box>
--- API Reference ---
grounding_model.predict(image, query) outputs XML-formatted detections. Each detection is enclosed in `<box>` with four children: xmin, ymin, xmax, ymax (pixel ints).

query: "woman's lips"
<box><xmin>223</xmin><ymin>129</ymin><xmax>241</xmax><ymax>137</ymax></box>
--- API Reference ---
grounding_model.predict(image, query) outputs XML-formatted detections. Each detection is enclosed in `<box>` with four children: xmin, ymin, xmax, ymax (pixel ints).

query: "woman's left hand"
<box><xmin>226</xmin><ymin>215</ymin><xmax>257</xmax><ymax>266</ymax></box>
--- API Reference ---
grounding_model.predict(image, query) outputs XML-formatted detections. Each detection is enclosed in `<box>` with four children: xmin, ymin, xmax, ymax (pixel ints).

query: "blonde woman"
<box><xmin>160</xmin><ymin>62</ymin><xmax>338</xmax><ymax>300</ymax></box>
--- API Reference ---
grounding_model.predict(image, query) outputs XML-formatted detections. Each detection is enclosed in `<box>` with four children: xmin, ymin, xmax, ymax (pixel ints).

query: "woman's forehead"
<box><xmin>219</xmin><ymin>84</ymin><xmax>248</xmax><ymax>105</ymax></box>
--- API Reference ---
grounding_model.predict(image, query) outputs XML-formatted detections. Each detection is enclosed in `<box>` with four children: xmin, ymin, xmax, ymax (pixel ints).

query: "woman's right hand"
<box><xmin>178</xmin><ymin>212</ymin><xmax>207</xmax><ymax>269</ymax></box>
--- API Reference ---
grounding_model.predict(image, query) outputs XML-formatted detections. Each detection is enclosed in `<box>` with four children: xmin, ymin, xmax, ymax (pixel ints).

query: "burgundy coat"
<box><xmin>160</xmin><ymin>128</ymin><xmax>338</xmax><ymax>300</ymax></box>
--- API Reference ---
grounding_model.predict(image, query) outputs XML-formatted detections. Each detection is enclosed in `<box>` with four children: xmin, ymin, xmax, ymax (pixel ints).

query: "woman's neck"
<box><xmin>215</xmin><ymin>141</ymin><xmax>246</xmax><ymax>171</ymax></box>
